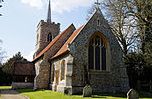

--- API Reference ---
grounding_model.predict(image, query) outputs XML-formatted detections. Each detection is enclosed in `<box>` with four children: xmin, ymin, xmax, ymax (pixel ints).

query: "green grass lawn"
<box><xmin>17</xmin><ymin>89</ymin><xmax>152</xmax><ymax>99</ymax></box>
<box><xmin>17</xmin><ymin>89</ymin><xmax>127</xmax><ymax>99</ymax></box>
<box><xmin>0</xmin><ymin>86</ymin><xmax>12</xmax><ymax>90</ymax></box>
<box><xmin>0</xmin><ymin>86</ymin><xmax>12</xmax><ymax>99</ymax></box>
<box><xmin>0</xmin><ymin>86</ymin><xmax>151</xmax><ymax>99</ymax></box>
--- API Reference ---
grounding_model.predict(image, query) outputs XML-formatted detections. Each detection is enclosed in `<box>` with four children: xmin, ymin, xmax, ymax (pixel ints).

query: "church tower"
<box><xmin>35</xmin><ymin>0</ymin><xmax>60</xmax><ymax>55</ymax></box>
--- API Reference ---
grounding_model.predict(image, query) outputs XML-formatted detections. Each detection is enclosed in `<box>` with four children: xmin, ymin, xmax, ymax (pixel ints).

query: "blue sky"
<box><xmin>0</xmin><ymin>0</ymin><xmax>95</xmax><ymax>62</ymax></box>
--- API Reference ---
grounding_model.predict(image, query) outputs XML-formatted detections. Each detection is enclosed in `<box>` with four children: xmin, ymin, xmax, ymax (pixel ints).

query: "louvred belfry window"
<box><xmin>47</xmin><ymin>33</ymin><xmax>52</xmax><ymax>42</ymax></box>
<box><xmin>88</xmin><ymin>35</ymin><xmax>106</xmax><ymax>70</ymax></box>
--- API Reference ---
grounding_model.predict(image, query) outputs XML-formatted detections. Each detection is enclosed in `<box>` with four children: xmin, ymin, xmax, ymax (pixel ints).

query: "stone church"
<box><xmin>32</xmin><ymin>0</ymin><xmax>129</xmax><ymax>94</ymax></box>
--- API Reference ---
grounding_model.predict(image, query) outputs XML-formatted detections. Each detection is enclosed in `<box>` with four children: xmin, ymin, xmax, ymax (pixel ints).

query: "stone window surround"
<box><xmin>52</xmin><ymin>55</ymin><xmax>73</xmax><ymax>92</ymax></box>
<box><xmin>60</xmin><ymin>60</ymin><xmax>66</xmax><ymax>81</ymax></box>
<box><xmin>89</xmin><ymin>35</ymin><xmax>106</xmax><ymax>70</ymax></box>
<box><xmin>51</xmin><ymin>64</ymin><xmax>55</xmax><ymax>83</ymax></box>
<box><xmin>52</xmin><ymin>59</ymin><xmax>67</xmax><ymax>86</ymax></box>
<box><xmin>47</xmin><ymin>33</ymin><xmax>53</xmax><ymax>42</ymax></box>
<box><xmin>36</xmin><ymin>34</ymin><xmax>39</xmax><ymax>44</ymax></box>
<box><xmin>97</xmin><ymin>18</ymin><xmax>100</xmax><ymax>26</ymax></box>
<box><xmin>88</xmin><ymin>32</ymin><xmax>111</xmax><ymax>72</ymax></box>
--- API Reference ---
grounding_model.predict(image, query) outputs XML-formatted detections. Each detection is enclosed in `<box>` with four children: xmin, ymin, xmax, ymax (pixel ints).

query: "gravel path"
<box><xmin>0</xmin><ymin>89</ymin><xmax>29</xmax><ymax>99</ymax></box>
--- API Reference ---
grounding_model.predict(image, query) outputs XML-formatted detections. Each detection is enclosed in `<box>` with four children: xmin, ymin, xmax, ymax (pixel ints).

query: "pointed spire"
<box><xmin>47</xmin><ymin>0</ymin><xmax>51</xmax><ymax>23</ymax></box>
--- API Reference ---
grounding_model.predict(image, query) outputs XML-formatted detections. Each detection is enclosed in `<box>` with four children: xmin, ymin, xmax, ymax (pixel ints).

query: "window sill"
<box><xmin>88</xmin><ymin>70</ymin><xmax>110</xmax><ymax>74</ymax></box>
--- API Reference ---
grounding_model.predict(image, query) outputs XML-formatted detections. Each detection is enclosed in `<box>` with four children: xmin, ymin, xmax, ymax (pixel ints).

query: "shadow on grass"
<box><xmin>91</xmin><ymin>95</ymin><xmax>107</xmax><ymax>98</ymax></box>
<box><xmin>139</xmin><ymin>91</ymin><xmax>152</xmax><ymax>98</ymax></box>
<box><xmin>0</xmin><ymin>86</ymin><xmax>33</xmax><ymax>95</ymax></box>
<box><xmin>0</xmin><ymin>86</ymin><xmax>18</xmax><ymax>95</ymax></box>
<box><xmin>92</xmin><ymin>92</ymin><xmax>126</xmax><ymax>98</ymax></box>
<box><xmin>17</xmin><ymin>89</ymin><xmax>152</xmax><ymax>99</ymax></box>
<box><xmin>17</xmin><ymin>89</ymin><xmax>126</xmax><ymax>98</ymax></box>
<box><xmin>94</xmin><ymin>91</ymin><xmax>152</xmax><ymax>98</ymax></box>
<box><xmin>17</xmin><ymin>89</ymin><xmax>34</xmax><ymax>93</ymax></box>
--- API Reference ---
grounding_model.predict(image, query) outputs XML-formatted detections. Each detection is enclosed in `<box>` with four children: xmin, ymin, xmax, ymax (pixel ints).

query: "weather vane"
<box><xmin>95</xmin><ymin>0</ymin><xmax>100</xmax><ymax>9</ymax></box>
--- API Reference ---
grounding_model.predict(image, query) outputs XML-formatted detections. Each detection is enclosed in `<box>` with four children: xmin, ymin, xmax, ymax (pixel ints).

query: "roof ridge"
<box><xmin>51</xmin><ymin>25</ymin><xmax>84</xmax><ymax>59</ymax></box>
<box><xmin>69</xmin><ymin>25</ymin><xmax>84</xmax><ymax>44</ymax></box>
<box><xmin>33</xmin><ymin>24</ymin><xmax>75</xmax><ymax>62</ymax></box>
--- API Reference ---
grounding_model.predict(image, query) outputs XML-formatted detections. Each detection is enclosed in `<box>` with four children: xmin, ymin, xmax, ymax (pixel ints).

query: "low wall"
<box><xmin>12</xmin><ymin>82</ymin><xmax>34</xmax><ymax>89</ymax></box>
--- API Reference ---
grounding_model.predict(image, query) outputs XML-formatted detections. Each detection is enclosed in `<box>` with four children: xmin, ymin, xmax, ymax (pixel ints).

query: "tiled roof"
<box><xmin>33</xmin><ymin>24</ymin><xmax>75</xmax><ymax>61</ymax></box>
<box><xmin>13</xmin><ymin>61</ymin><xmax>35</xmax><ymax>76</ymax></box>
<box><xmin>52</xmin><ymin>25</ymin><xmax>84</xmax><ymax>59</ymax></box>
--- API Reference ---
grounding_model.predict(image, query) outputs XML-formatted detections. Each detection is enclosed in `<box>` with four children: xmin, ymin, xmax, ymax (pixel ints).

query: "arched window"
<box><xmin>37</xmin><ymin>34</ymin><xmax>39</xmax><ymax>41</ymax></box>
<box><xmin>97</xmin><ymin>19</ymin><xmax>100</xmax><ymax>26</ymax></box>
<box><xmin>47</xmin><ymin>33</ymin><xmax>52</xmax><ymax>42</ymax></box>
<box><xmin>52</xmin><ymin>64</ymin><xmax>55</xmax><ymax>82</ymax></box>
<box><xmin>60</xmin><ymin>60</ymin><xmax>65</xmax><ymax>80</ymax></box>
<box><xmin>88</xmin><ymin>35</ymin><xmax>106</xmax><ymax>70</ymax></box>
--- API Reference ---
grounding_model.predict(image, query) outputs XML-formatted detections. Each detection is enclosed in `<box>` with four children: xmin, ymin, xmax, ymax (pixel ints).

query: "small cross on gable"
<box><xmin>95</xmin><ymin>0</ymin><xmax>100</xmax><ymax>9</ymax></box>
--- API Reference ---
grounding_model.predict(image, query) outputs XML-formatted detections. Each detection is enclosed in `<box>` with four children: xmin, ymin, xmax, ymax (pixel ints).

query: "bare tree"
<box><xmin>87</xmin><ymin>0</ymin><xmax>151</xmax><ymax>56</ymax></box>
<box><xmin>124</xmin><ymin>0</ymin><xmax>152</xmax><ymax>53</ymax></box>
<box><xmin>102</xmin><ymin>0</ymin><xmax>139</xmax><ymax>56</ymax></box>
<box><xmin>0</xmin><ymin>40</ymin><xmax>5</xmax><ymax>64</ymax></box>
<box><xmin>100</xmin><ymin>0</ymin><xmax>152</xmax><ymax>90</ymax></box>
<box><xmin>0</xmin><ymin>0</ymin><xmax>4</xmax><ymax>16</ymax></box>
<box><xmin>86</xmin><ymin>3</ymin><xmax>96</xmax><ymax>20</ymax></box>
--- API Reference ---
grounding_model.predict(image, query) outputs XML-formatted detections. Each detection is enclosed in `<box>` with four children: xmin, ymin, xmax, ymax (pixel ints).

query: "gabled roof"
<box><xmin>52</xmin><ymin>25</ymin><xmax>84</xmax><ymax>59</ymax></box>
<box><xmin>34</xmin><ymin>8</ymin><xmax>106</xmax><ymax>61</ymax></box>
<box><xmin>51</xmin><ymin>9</ymin><xmax>105</xmax><ymax>59</ymax></box>
<box><xmin>33</xmin><ymin>24</ymin><xmax>75</xmax><ymax>62</ymax></box>
<box><xmin>13</xmin><ymin>61</ymin><xmax>35</xmax><ymax>76</ymax></box>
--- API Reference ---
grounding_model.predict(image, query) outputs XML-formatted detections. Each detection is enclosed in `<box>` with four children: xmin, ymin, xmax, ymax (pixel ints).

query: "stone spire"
<box><xmin>47</xmin><ymin>0</ymin><xmax>51</xmax><ymax>23</ymax></box>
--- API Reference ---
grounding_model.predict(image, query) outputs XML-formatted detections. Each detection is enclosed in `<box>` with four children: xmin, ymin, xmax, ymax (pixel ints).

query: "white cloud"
<box><xmin>52</xmin><ymin>0</ymin><xmax>94</xmax><ymax>13</ymax></box>
<box><xmin>21</xmin><ymin>0</ymin><xmax>43</xmax><ymax>9</ymax></box>
<box><xmin>20</xmin><ymin>0</ymin><xmax>94</xmax><ymax>12</ymax></box>
<box><xmin>24</xmin><ymin>50</ymin><xmax>35</xmax><ymax>61</ymax></box>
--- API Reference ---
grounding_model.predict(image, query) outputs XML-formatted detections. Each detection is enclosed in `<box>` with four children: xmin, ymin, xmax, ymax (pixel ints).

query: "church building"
<box><xmin>32</xmin><ymin>0</ymin><xmax>129</xmax><ymax>94</ymax></box>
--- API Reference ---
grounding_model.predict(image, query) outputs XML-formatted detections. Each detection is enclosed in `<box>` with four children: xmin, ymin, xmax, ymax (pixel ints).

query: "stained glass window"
<box><xmin>88</xmin><ymin>35</ymin><xmax>106</xmax><ymax>70</ymax></box>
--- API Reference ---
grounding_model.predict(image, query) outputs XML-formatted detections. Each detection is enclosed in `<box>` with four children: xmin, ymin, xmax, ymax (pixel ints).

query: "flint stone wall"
<box><xmin>69</xmin><ymin>10</ymin><xmax>129</xmax><ymax>93</ymax></box>
<box><xmin>12</xmin><ymin>82</ymin><xmax>34</xmax><ymax>89</ymax></box>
